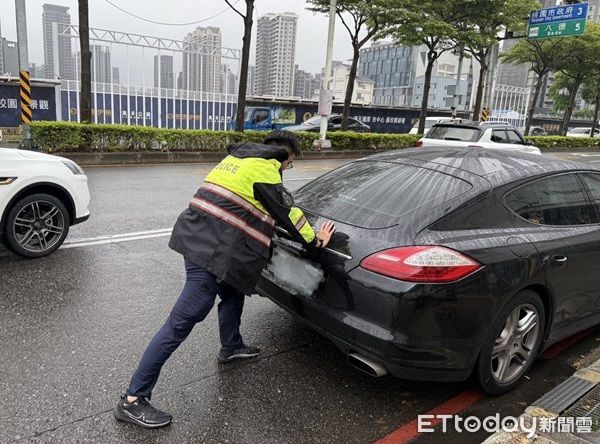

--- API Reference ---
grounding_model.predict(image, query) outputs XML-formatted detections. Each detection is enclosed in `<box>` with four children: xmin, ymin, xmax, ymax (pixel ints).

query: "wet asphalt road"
<box><xmin>1</xmin><ymin>156</ymin><xmax>600</xmax><ymax>444</ymax></box>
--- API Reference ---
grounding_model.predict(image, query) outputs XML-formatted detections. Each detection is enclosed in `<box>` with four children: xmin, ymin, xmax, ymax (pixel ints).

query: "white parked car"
<box><xmin>0</xmin><ymin>148</ymin><xmax>90</xmax><ymax>257</ymax></box>
<box><xmin>409</xmin><ymin>116</ymin><xmax>463</xmax><ymax>136</ymax></box>
<box><xmin>566</xmin><ymin>127</ymin><xmax>600</xmax><ymax>138</ymax></box>
<box><xmin>417</xmin><ymin>122</ymin><xmax>542</xmax><ymax>155</ymax></box>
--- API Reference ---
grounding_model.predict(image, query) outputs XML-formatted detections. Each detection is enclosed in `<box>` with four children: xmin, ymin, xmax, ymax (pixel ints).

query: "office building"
<box><xmin>42</xmin><ymin>3</ymin><xmax>74</xmax><ymax>80</ymax></box>
<box><xmin>255</xmin><ymin>12</ymin><xmax>298</xmax><ymax>97</ymax></box>
<box><xmin>1</xmin><ymin>39</ymin><xmax>19</xmax><ymax>76</ymax></box>
<box><xmin>154</xmin><ymin>55</ymin><xmax>174</xmax><ymax>89</ymax></box>
<box><xmin>358</xmin><ymin>41</ymin><xmax>476</xmax><ymax>109</ymax></box>
<box><xmin>29</xmin><ymin>63</ymin><xmax>45</xmax><ymax>78</ymax></box>
<box><xmin>182</xmin><ymin>26</ymin><xmax>222</xmax><ymax>93</ymax></box>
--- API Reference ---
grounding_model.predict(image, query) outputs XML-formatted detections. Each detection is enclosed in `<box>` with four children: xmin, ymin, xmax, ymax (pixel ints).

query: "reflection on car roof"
<box><xmin>368</xmin><ymin>147</ymin><xmax>593</xmax><ymax>184</ymax></box>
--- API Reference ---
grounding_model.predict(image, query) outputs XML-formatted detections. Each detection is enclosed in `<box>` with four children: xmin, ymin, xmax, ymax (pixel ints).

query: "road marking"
<box><xmin>541</xmin><ymin>327</ymin><xmax>597</xmax><ymax>360</ymax></box>
<box><xmin>61</xmin><ymin>228</ymin><xmax>172</xmax><ymax>249</ymax></box>
<box><xmin>374</xmin><ymin>389</ymin><xmax>485</xmax><ymax>444</ymax></box>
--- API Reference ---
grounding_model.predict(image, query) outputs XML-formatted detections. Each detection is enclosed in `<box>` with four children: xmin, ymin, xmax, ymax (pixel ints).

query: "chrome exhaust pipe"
<box><xmin>347</xmin><ymin>353</ymin><xmax>388</xmax><ymax>377</ymax></box>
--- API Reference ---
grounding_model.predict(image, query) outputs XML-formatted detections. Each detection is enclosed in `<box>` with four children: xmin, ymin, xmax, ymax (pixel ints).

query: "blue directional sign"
<box><xmin>529</xmin><ymin>2</ymin><xmax>588</xmax><ymax>25</ymax></box>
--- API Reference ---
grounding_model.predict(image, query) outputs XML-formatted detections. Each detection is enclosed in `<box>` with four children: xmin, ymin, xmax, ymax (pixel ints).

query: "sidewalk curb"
<box><xmin>483</xmin><ymin>358</ymin><xmax>600</xmax><ymax>444</ymax></box>
<box><xmin>58</xmin><ymin>150</ymin><xmax>385</xmax><ymax>166</ymax></box>
<box><xmin>50</xmin><ymin>147</ymin><xmax>600</xmax><ymax>166</ymax></box>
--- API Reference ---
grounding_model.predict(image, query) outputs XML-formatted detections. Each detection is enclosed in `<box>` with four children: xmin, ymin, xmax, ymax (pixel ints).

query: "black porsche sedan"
<box><xmin>256</xmin><ymin>147</ymin><xmax>600</xmax><ymax>395</ymax></box>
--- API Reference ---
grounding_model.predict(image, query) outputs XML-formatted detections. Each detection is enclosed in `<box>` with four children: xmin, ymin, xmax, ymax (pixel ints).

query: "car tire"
<box><xmin>4</xmin><ymin>193</ymin><xmax>70</xmax><ymax>258</ymax></box>
<box><xmin>476</xmin><ymin>290</ymin><xmax>545</xmax><ymax>395</ymax></box>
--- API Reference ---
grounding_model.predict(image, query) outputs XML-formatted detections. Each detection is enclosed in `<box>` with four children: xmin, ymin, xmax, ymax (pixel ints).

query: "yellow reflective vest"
<box><xmin>170</xmin><ymin>143</ymin><xmax>316</xmax><ymax>294</ymax></box>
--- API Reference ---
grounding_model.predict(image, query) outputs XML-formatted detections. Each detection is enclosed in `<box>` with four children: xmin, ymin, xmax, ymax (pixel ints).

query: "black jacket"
<box><xmin>169</xmin><ymin>143</ymin><xmax>316</xmax><ymax>294</ymax></box>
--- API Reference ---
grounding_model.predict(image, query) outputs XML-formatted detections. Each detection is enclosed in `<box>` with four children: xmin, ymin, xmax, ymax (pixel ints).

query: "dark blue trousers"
<box><xmin>127</xmin><ymin>259</ymin><xmax>245</xmax><ymax>399</ymax></box>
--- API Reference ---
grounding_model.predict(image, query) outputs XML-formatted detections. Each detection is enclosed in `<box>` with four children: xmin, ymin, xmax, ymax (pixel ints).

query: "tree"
<box><xmin>581</xmin><ymin>77</ymin><xmax>600</xmax><ymax>137</ymax></box>
<box><xmin>225</xmin><ymin>0</ymin><xmax>255</xmax><ymax>132</ymax></box>
<box><xmin>78</xmin><ymin>0</ymin><xmax>92</xmax><ymax>123</ymax></box>
<box><xmin>381</xmin><ymin>0</ymin><xmax>460</xmax><ymax>134</ymax></box>
<box><xmin>307</xmin><ymin>0</ymin><xmax>383</xmax><ymax>130</ymax></box>
<box><xmin>548</xmin><ymin>72</ymin><xmax>573</xmax><ymax>115</ymax></box>
<box><xmin>500</xmin><ymin>38</ymin><xmax>568</xmax><ymax>135</ymax></box>
<box><xmin>458</xmin><ymin>0</ymin><xmax>539</xmax><ymax>121</ymax></box>
<box><xmin>554</xmin><ymin>22</ymin><xmax>600</xmax><ymax>135</ymax></box>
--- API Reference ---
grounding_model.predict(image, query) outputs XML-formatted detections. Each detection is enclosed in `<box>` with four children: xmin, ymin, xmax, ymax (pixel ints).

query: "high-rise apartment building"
<box><xmin>42</xmin><ymin>3</ymin><xmax>74</xmax><ymax>80</ymax></box>
<box><xmin>247</xmin><ymin>65</ymin><xmax>256</xmax><ymax>96</ymax></box>
<box><xmin>293</xmin><ymin>65</ymin><xmax>314</xmax><ymax>99</ymax></box>
<box><xmin>182</xmin><ymin>26</ymin><xmax>222</xmax><ymax>93</ymax></box>
<box><xmin>255</xmin><ymin>13</ymin><xmax>298</xmax><ymax>97</ymax></box>
<box><xmin>73</xmin><ymin>45</ymin><xmax>111</xmax><ymax>83</ymax></box>
<box><xmin>112</xmin><ymin>67</ymin><xmax>120</xmax><ymax>84</ymax></box>
<box><xmin>154</xmin><ymin>55</ymin><xmax>174</xmax><ymax>89</ymax></box>
<box><xmin>220</xmin><ymin>64</ymin><xmax>238</xmax><ymax>95</ymax></box>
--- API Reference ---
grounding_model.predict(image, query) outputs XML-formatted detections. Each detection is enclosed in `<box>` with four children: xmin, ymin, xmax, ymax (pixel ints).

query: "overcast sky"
<box><xmin>0</xmin><ymin>0</ymin><xmax>362</xmax><ymax>76</ymax></box>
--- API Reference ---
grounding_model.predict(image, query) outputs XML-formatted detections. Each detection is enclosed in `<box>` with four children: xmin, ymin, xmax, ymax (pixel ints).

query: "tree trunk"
<box><xmin>235</xmin><ymin>0</ymin><xmax>254</xmax><ymax>132</ymax></box>
<box><xmin>78</xmin><ymin>0</ymin><xmax>92</xmax><ymax>123</ymax></box>
<box><xmin>342</xmin><ymin>46</ymin><xmax>360</xmax><ymax>131</ymax></box>
<box><xmin>525</xmin><ymin>73</ymin><xmax>544</xmax><ymax>136</ymax></box>
<box><xmin>417</xmin><ymin>51</ymin><xmax>436</xmax><ymax>135</ymax></box>
<box><xmin>473</xmin><ymin>60</ymin><xmax>487</xmax><ymax>122</ymax></box>
<box><xmin>560</xmin><ymin>77</ymin><xmax>582</xmax><ymax>136</ymax></box>
<box><xmin>591</xmin><ymin>91</ymin><xmax>600</xmax><ymax>139</ymax></box>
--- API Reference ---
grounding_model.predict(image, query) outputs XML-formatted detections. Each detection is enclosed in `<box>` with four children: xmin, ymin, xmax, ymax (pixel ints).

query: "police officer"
<box><xmin>114</xmin><ymin>130</ymin><xmax>336</xmax><ymax>428</ymax></box>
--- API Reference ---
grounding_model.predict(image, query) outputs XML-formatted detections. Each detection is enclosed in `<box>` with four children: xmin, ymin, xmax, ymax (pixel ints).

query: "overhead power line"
<box><xmin>103</xmin><ymin>0</ymin><xmax>241</xmax><ymax>26</ymax></box>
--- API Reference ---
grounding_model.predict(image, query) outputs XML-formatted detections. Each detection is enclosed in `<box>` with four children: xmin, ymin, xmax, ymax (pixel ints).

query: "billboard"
<box><xmin>0</xmin><ymin>84</ymin><xmax>56</xmax><ymax>127</ymax></box>
<box><xmin>60</xmin><ymin>91</ymin><xmax>235</xmax><ymax>130</ymax></box>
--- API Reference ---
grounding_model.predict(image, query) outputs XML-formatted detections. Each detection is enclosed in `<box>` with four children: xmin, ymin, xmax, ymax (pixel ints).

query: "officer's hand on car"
<box><xmin>316</xmin><ymin>221</ymin><xmax>336</xmax><ymax>248</ymax></box>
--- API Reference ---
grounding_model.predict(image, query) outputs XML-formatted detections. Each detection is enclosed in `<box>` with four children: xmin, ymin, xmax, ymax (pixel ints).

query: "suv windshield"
<box><xmin>426</xmin><ymin>125</ymin><xmax>481</xmax><ymax>142</ymax></box>
<box><xmin>294</xmin><ymin>161</ymin><xmax>472</xmax><ymax>229</ymax></box>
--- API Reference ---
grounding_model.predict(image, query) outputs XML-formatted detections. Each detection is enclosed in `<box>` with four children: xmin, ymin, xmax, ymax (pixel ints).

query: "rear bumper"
<box><xmin>255</xmin><ymin>271</ymin><xmax>486</xmax><ymax>382</ymax></box>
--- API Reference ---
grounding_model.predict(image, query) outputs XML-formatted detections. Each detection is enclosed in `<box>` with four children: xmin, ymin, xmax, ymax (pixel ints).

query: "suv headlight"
<box><xmin>62</xmin><ymin>161</ymin><xmax>85</xmax><ymax>175</ymax></box>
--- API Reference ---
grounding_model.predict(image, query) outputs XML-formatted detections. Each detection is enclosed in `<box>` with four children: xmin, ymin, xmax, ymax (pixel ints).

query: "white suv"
<box><xmin>418</xmin><ymin>122</ymin><xmax>541</xmax><ymax>155</ymax></box>
<box><xmin>0</xmin><ymin>148</ymin><xmax>90</xmax><ymax>257</ymax></box>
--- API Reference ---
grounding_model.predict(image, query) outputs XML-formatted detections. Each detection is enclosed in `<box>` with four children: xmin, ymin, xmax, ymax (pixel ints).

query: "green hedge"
<box><xmin>29</xmin><ymin>121</ymin><xmax>421</xmax><ymax>153</ymax></box>
<box><xmin>525</xmin><ymin>136</ymin><xmax>600</xmax><ymax>149</ymax></box>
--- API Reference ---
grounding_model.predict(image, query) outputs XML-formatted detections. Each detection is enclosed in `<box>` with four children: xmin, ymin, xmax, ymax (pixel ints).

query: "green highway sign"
<box><xmin>528</xmin><ymin>17</ymin><xmax>587</xmax><ymax>39</ymax></box>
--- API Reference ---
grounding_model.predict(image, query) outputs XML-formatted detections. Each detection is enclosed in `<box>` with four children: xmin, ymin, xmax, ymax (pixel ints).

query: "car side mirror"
<box><xmin>525</xmin><ymin>140</ymin><xmax>535</xmax><ymax>146</ymax></box>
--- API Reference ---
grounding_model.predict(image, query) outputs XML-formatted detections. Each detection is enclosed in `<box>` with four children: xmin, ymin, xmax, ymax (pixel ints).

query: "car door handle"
<box><xmin>551</xmin><ymin>255</ymin><xmax>568</xmax><ymax>264</ymax></box>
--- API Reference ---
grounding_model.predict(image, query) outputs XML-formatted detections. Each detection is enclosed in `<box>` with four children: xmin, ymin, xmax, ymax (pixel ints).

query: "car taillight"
<box><xmin>416</xmin><ymin>140</ymin><xmax>423</xmax><ymax>147</ymax></box>
<box><xmin>360</xmin><ymin>246</ymin><xmax>482</xmax><ymax>283</ymax></box>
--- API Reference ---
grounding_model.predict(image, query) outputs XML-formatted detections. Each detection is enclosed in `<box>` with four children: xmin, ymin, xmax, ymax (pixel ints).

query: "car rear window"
<box><xmin>426</xmin><ymin>125</ymin><xmax>481</xmax><ymax>142</ymax></box>
<box><xmin>293</xmin><ymin>161</ymin><xmax>472</xmax><ymax>229</ymax></box>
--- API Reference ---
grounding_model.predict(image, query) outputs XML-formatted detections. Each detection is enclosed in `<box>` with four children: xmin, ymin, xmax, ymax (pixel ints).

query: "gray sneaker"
<box><xmin>218</xmin><ymin>345</ymin><xmax>260</xmax><ymax>363</ymax></box>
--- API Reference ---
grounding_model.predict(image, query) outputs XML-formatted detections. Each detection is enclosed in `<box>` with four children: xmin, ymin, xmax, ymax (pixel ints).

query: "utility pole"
<box><xmin>15</xmin><ymin>0</ymin><xmax>28</xmax><ymax>70</ymax></box>
<box><xmin>316</xmin><ymin>0</ymin><xmax>337</xmax><ymax>151</ymax></box>
<box><xmin>15</xmin><ymin>0</ymin><xmax>34</xmax><ymax>149</ymax></box>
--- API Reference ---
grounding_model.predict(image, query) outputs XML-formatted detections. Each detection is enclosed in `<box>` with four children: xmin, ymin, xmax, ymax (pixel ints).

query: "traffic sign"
<box><xmin>528</xmin><ymin>2</ymin><xmax>588</xmax><ymax>39</ymax></box>
<box><xmin>528</xmin><ymin>18</ymin><xmax>587</xmax><ymax>39</ymax></box>
<box><xmin>529</xmin><ymin>2</ymin><xmax>588</xmax><ymax>25</ymax></box>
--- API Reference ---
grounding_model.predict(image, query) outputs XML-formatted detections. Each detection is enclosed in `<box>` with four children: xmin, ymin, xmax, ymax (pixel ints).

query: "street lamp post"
<box><xmin>316</xmin><ymin>0</ymin><xmax>337</xmax><ymax>150</ymax></box>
